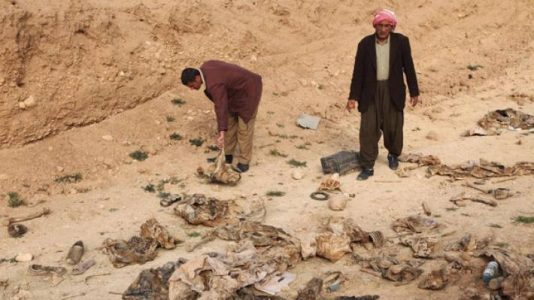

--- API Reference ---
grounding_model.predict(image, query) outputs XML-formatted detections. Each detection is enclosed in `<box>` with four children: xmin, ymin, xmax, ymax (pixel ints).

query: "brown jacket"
<box><xmin>348</xmin><ymin>32</ymin><xmax>419</xmax><ymax>113</ymax></box>
<box><xmin>200</xmin><ymin>60</ymin><xmax>262</xmax><ymax>131</ymax></box>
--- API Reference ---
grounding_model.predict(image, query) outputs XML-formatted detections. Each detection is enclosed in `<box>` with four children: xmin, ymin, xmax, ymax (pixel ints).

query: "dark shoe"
<box><xmin>357</xmin><ymin>168</ymin><xmax>374</xmax><ymax>181</ymax></box>
<box><xmin>388</xmin><ymin>154</ymin><xmax>399</xmax><ymax>170</ymax></box>
<box><xmin>225</xmin><ymin>154</ymin><xmax>233</xmax><ymax>164</ymax></box>
<box><xmin>66</xmin><ymin>241</ymin><xmax>84</xmax><ymax>265</ymax></box>
<box><xmin>234</xmin><ymin>163</ymin><xmax>249</xmax><ymax>173</ymax></box>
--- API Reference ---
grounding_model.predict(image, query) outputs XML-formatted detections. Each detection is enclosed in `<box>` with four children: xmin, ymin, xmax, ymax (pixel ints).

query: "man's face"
<box><xmin>375</xmin><ymin>21</ymin><xmax>394</xmax><ymax>40</ymax></box>
<box><xmin>186</xmin><ymin>75</ymin><xmax>202</xmax><ymax>90</ymax></box>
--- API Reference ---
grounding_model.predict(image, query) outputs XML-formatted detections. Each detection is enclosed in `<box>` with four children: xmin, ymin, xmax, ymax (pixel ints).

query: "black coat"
<box><xmin>348</xmin><ymin>32</ymin><xmax>419</xmax><ymax>113</ymax></box>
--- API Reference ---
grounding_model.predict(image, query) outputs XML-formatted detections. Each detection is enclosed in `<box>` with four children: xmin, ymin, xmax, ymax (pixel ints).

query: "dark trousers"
<box><xmin>359</xmin><ymin>80</ymin><xmax>404</xmax><ymax>169</ymax></box>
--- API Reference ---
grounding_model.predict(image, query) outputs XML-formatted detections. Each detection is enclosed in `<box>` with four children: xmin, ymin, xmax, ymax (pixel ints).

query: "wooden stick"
<box><xmin>463</xmin><ymin>182</ymin><xmax>490</xmax><ymax>193</ymax></box>
<box><xmin>61</xmin><ymin>293</ymin><xmax>86</xmax><ymax>300</ymax></box>
<box><xmin>84</xmin><ymin>272</ymin><xmax>111</xmax><ymax>284</ymax></box>
<box><xmin>5</xmin><ymin>208</ymin><xmax>51</xmax><ymax>226</ymax></box>
<box><xmin>468</xmin><ymin>197</ymin><xmax>497</xmax><ymax>207</ymax></box>
<box><xmin>185</xmin><ymin>234</ymin><xmax>215</xmax><ymax>252</ymax></box>
<box><xmin>360</xmin><ymin>268</ymin><xmax>382</xmax><ymax>278</ymax></box>
<box><xmin>493</xmin><ymin>177</ymin><xmax>517</xmax><ymax>184</ymax></box>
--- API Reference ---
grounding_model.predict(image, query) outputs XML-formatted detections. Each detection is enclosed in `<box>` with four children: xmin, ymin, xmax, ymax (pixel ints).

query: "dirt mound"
<box><xmin>1</xmin><ymin>0</ymin><xmax>532</xmax><ymax>148</ymax></box>
<box><xmin>0</xmin><ymin>1</ymin><xmax>181</xmax><ymax>147</ymax></box>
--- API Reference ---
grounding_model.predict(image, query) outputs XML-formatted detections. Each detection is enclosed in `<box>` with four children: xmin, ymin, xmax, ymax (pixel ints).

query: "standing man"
<box><xmin>346</xmin><ymin>9</ymin><xmax>420</xmax><ymax>181</ymax></box>
<box><xmin>181</xmin><ymin>60</ymin><xmax>262</xmax><ymax>173</ymax></box>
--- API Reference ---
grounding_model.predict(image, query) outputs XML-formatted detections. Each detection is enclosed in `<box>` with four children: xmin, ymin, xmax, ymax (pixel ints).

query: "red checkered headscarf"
<box><xmin>373</xmin><ymin>9</ymin><xmax>397</xmax><ymax>29</ymax></box>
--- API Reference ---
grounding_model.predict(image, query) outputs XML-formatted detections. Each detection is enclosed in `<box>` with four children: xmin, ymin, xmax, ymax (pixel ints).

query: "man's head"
<box><xmin>181</xmin><ymin>68</ymin><xmax>202</xmax><ymax>90</ymax></box>
<box><xmin>373</xmin><ymin>9</ymin><xmax>397</xmax><ymax>40</ymax></box>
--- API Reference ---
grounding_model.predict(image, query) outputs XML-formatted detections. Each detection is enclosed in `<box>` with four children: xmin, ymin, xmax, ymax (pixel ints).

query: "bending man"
<box><xmin>181</xmin><ymin>60</ymin><xmax>262</xmax><ymax>173</ymax></box>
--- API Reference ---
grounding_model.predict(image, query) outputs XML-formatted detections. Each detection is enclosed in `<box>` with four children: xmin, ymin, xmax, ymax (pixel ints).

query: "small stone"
<box><xmin>23</xmin><ymin>96</ymin><xmax>36</xmax><ymax>108</ymax></box>
<box><xmin>137</xmin><ymin>168</ymin><xmax>149</xmax><ymax>174</ymax></box>
<box><xmin>328</xmin><ymin>195</ymin><xmax>347</xmax><ymax>211</ymax></box>
<box><xmin>426</xmin><ymin>131</ymin><xmax>438</xmax><ymax>141</ymax></box>
<box><xmin>56</xmin><ymin>166</ymin><xmax>64</xmax><ymax>172</ymax></box>
<box><xmin>102</xmin><ymin>135</ymin><xmax>113</xmax><ymax>141</ymax></box>
<box><xmin>18</xmin><ymin>102</ymin><xmax>26</xmax><ymax>109</ymax></box>
<box><xmin>15</xmin><ymin>253</ymin><xmax>33</xmax><ymax>262</ymax></box>
<box><xmin>291</xmin><ymin>169</ymin><xmax>304</xmax><ymax>180</ymax></box>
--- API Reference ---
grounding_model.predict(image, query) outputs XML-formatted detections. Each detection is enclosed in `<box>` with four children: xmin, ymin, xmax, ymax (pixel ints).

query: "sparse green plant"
<box><xmin>188</xmin><ymin>231</ymin><xmax>201</xmax><ymax>237</ymax></box>
<box><xmin>287</xmin><ymin>159</ymin><xmax>307</xmax><ymax>167</ymax></box>
<box><xmin>467</xmin><ymin>64</ymin><xmax>483</xmax><ymax>71</ymax></box>
<box><xmin>157</xmin><ymin>191</ymin><xmax>171</xmax><ymax>199</ymax></box>
<box><xmin>171</xmin><ymin>98</ymin><xmax>186</xmax><ymax>106</ymax></box>
<box><xmin>495</xmin><ymin>242</ymin><xmax>509</xmax><ymax>248</ymax></box>
<box><xmin>445</xmin><ymin>207</ymin><xmax>458</xmax><ymax>211</ymax></box>
<box><xmin>514</xmin><ymin>216</ymin><xmax>534</xmax><ymax>224</ymax></box>
<box><xmin>266</xmin><ymin>190</ymin><xmax>285</xmax><ymax>197</ymax></box>
<box><xmin>489</xmin><ymin>223</ymin><xmax>503</xmax><ymax>228</ymax></box>
<box><xmin>170</xmin><ymin>132</ymin><xmax>183</xmax><ymax>140</ymax></box>
<box><xmin>189</xmin><ymin>138</ymin><xmax>204</xmax><ymax>147</ymax></box>
<box><xmin>166</xmin><ymin>116</ymin><xmax>176</xmax><ymax>122</ymax></box>
<box><xmin>143</xmin><ymin>184</ymin><xmax>156</xmax><ymax>193</ymax></box>
<box><xmin>156</xmin><ymin>179</ymin><xmax>169</xmax><ymax>192</ymax></box>
<box><xmin>267</xmin><ymin>111</ymin><xmax>275</xmax><ymax>115</ymax></box>
<box><xmin>434</xmin><ymin>214</ymin><xmax>442</xmax><ymax>218</ymax></box>
<box><xmin>278</xmin><ymin>134</ymin><xmax>289</xmax><ymax>139</ymax></box>
<box><xmin>169</xmin><ymin>176</ymin><xmax>181</xmax><ymax>184</ymax></box>
<box><xmin>276</xmin><ymin>123</ymin><xmax>284</xmax><ymax>128</ymax></box>
<box><xmin>129</xmin><ymin>150</ymin><xmax>148</xmax><ymax>161</ymax></box>
<box><xmin>269</xmin><ymin>149</ymin><xmax>288</xmax><ymax>157</ymax></box>
<box><xmin>207</xmin><ymin>145</ymin><xmax>219</xmax><ymax>151</ymax></box>
<box><xmin>7</xmin><ymin>192</ymin><xmax>24</xmax><ymax>208</ymax></box>
<box><xmin>54</xmin><ymin>173</ymin><xmax>83</xmax><ymax>184</ymax></box>
<box><xmin>296</xmin><ymin>144</ymin><xmax>309</xmax><ymax>150</ymax></box>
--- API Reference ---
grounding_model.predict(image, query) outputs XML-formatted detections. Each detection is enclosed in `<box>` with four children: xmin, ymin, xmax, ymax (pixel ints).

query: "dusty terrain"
<box><xmin>1</xmin><ymin>0</ymin><xmax>533</xmax><ymax>299</ymax></box>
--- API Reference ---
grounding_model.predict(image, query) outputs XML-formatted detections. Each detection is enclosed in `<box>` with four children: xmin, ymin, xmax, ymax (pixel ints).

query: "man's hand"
<box><xmin>216</xmin><ymin>131</ymin><xmax>225</xmax><ymax>149</ymax></box>
<box><xmin>409</xmin><ymin>96</ymin><xmax>420</xmax><ymax>107</ymax></box>
<box><xmin>346</xmin><ymin>99</ymin><xmax>356</xmax><ymax>112</ymax></box>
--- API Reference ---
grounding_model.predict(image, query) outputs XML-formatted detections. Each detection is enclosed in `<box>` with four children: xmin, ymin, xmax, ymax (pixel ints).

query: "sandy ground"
<box><xmin>1</xmin><ymin>1</ymin><xmax>534</xmax><ymax>299</ymax></box>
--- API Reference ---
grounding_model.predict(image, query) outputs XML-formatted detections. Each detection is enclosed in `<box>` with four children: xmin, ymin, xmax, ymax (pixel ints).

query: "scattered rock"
<box><xmin>328</xmin><ymin>195</ymin><xmax>348</xmax><ymax>211</ymax></box>
<box><xmin>426</xmin><ymin>131</ymin><xmax>439</xmax><ymax>141</ymax></box>
<box><xmin>102</xmin><ymin>135</ymin><xmax>114</xmax><ymax>141</ymax></box>
<box><xmin>18</xmin><ymin>96</ymin><xmax>37</xmax><ymax>110</ymax></box>
<box><xmin>15</xmin><ymin>253</ymin><xmax>33</xmax><ymax>262</ymax></box>
<box><xmin>291</xmin><ymin>169</ymin><xmax>304</xmax><ymax>180</ymax></box>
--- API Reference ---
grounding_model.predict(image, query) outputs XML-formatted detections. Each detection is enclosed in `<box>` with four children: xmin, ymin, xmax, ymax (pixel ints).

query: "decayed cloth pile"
<box><xmin>102</xmin><ymin>218</ymin><xmax>177</xmax><ymax>268</ymax></box>
<box><xmin>173</xmin><ymin>193</ymin><xmax>266</xmax><ymax>227</ymax></box>
<box><xmin>168</xmin><ymin>233</ymin><xmax>299</xmax><ymax>299</ymax></box>
<box><xmin>427</xmin><ymin>159</ymin><xmax>534</xmax><ymax>179</ymax></box>
<box><xmin>463</xmin><ymin>108</ymin><xmax>534</xmax><ymax>136</ymax></box>
<box><xmin>197</xmin><ymin>149</ymin><xmax>241</xmax><ymax>185</ymax></box>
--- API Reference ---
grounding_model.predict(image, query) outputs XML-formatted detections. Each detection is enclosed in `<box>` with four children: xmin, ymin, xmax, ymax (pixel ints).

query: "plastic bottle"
<box><xmin>482</xmin><ymin>261</ymin><xmax>499</xmax><ymax>283</ymax></box>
